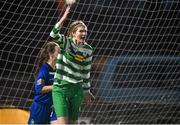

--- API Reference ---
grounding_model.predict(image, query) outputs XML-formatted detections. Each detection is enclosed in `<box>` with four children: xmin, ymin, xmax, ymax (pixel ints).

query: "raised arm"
<box><xmin>55</xmin><ymin>6</ymin><xmax>71</xmax><ymax>29</ymax></box>
<box><xmin>50</xmin><ymin>6</ymin><xmax>71</xmax><ymax>39</ymax></box>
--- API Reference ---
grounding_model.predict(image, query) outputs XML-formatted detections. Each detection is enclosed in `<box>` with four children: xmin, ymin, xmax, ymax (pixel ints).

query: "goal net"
<box><xmin>0</xmin><ymin>0</ymin><xmax>179</xmax><ymax>124</ymax></box>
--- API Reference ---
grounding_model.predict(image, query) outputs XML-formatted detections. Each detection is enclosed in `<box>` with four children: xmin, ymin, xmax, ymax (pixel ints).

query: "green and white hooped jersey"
<box><xmin>50</xmin><ymin>25</ymin><xmax>93</xmax><ymax>90</ymax></box>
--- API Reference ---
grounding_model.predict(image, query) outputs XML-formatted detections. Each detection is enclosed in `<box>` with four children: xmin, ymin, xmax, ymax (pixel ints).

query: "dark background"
<box><xmin>0</xmin><ymin>0</ymin><xmax>180</xmax><ymax>124</ymax></box>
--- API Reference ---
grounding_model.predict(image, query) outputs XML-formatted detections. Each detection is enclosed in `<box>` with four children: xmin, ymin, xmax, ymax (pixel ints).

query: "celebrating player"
<box><xmin>50</xmin><ymin>5</ymin><xmax>95</xmax><ymax>124</ymax></box>
<box><xmin>28</xmin><ymin>42</ymin><xmax>59</xmax><ymax>124</ymax></box>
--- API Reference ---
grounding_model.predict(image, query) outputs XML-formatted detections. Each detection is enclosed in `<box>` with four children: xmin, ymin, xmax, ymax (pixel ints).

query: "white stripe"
<box><xmin>49</xmin><ymin>72</ymin><xmax>55</xmax><ymax>75</ymax></box>
<box><xmin>50</xmin><ymin>31</ymin><xmax>62</xmax><ymax>40</ymax></box>
<box><xmin>53</xmin><ymin>82</ymin><xmax>59</xmax><ymax>85</ymax></box>
<box><xmin>82</xmin><ymin>82</ymin><xmax>90</xmax><ymax>88</ymax></box>
<box><xmin>56</xmin><ymin>63</ymin><xmax>90</xmax><ymax>79</ymax></box>
<box><xmin>85</xmin><ymin>56</ymin><xmax>92</xmax><ymax>62</ymax></box>
<box><xmin>55</xmin><ymin>73</ymin><xmax>83</xmax><ymax>84</ymax></box>
<box><xmin>50</xmin><ymin>31</ymin><xmax>56</xmax><ymax>38</ymax></box>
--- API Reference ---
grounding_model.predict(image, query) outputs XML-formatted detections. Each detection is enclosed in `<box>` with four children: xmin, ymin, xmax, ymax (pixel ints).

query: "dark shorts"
<box><xmin>52</xmin><ymin>83</ymin><xmax>84</xmax><ymax>122</ymax></box>
<box><xmin>28</xmin><ymin>101</ymin><xmax>57</xmax><ymax>124</ymax></box>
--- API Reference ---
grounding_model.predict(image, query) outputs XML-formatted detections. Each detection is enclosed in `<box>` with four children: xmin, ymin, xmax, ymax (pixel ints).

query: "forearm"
<box><xmin>41</xmin><ymin>85</ymin><xmax>53</xmax><ymax>94</ymax></box>
<box><xmin>55</xmin><ymin>5</ymin><xmax>71</xmax><ymax>29</ymax></box>
<box><xmin>50</xmin><ymin>6</ymin><xmax>70</xmax><ymax>39</ymax></box>
<box><xmin>54</xmin><ymin>18</ymin><xmax>64</xmax><ymax>30</ymax></box>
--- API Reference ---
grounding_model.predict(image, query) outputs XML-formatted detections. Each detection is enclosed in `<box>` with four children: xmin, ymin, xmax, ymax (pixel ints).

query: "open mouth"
<box><xmin>78</xmin><ymin>36</ymin><xmax>86</xmax><ymax>45</ymax></box>
<box><xmin>81</xmin><ymin>36</ymin><xmax>86</xmax><ymax>40</ymax></box>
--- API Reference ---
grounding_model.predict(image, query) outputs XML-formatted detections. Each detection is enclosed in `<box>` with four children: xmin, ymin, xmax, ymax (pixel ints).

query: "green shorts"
<box><xmin>52</xmin><ymin>83</ymin><xmax>84</xmax><ymax>122</ymax></box>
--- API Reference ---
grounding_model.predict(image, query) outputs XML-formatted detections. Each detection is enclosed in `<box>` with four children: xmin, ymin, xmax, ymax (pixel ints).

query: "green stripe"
<box><xmin>56</xmin><ymin>69</ymin><xmax>82</xmax><ymax>81</ymax></box>
<box><xmin>55</xmin><ymin>35</ymin><xmax>60</xmax><ymax>41</ymax></box>
<box><xmin>54</xmin><ymin>78</ymin><xmax>68</xmax><ymax>85</ymax></box>
<box><xmin>54</xmin><ymin>78</ymin><xmax>85</xmax><ymax>86</ymax></box>
<box><xmin>56</xmin><ymin>59</ymin><xmax>90</xmax><ymax>74</ymax></box>
<box><xmin>84</xmin><ymin>44</ymin><xmax>93</xmax><ymax>50</ymax></box>
<box><xmin>52</xmin><ymin>27</ymin><xmax>64</xmax><ymax>45</ymax></box>
<box><xmin>52</xmin><ymin>26</ymin><xmax>59</xmax><ymax>34</ymax></box>
<box><xmin>83</xmin><ymin>88</ymin><xmax>90</xmax><ymax>90</ymax></box>
<box><xmin>83</xmin><ymin>79</ymin><xmax>90</xmax><ymax>83</ymax></box>
<box><xmin>63</xmin><ymin>35</ymin><xmax>68</xmax><ymax>50</ymax></box>
<box><xmin>56</xmin><ymin>69</ymin><xmax>90</xmax><ymax>83</ymax></box>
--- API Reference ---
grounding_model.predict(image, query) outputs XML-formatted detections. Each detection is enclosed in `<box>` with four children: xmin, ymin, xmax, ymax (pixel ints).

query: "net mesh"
<box><xmin>0</xmin><ymin>0</ymin><xmax>180</xmax><ymax>124</ymax></box>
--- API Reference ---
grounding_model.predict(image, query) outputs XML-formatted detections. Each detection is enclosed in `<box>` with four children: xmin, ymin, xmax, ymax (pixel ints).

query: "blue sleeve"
<box><xmin>34</xmin><ymin>65</ymin><xmax>48</xmax><ymax>94</ymax></box>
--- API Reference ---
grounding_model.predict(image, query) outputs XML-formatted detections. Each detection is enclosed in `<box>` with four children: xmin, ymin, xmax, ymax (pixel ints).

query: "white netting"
<box><xmin>0</xmin><ymin>0</ymin><xmax>180</xmax><ymax>124</ymax></box>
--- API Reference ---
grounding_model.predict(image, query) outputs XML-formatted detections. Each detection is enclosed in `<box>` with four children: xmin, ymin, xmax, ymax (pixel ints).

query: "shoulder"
<box><xmin>84</xmin><ymin>42</ymin><xmax>93</xmax><ymax>56</ymax></box>
<box><xmin>84</xmin><ymin>42</ymin><xmax>93</xmax><ymax>50</ymax></box>
<box><xmin>39</xmin><ymin>63</ymin><xmax>49</xmax><ymax>73</ymax></box>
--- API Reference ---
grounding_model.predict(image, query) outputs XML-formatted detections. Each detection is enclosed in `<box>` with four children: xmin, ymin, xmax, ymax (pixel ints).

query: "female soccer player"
<box><xmin>28</xmin><ymin>42</ymin><xmax>59</xmax><ymax>124</ymax></box>
<box><xmin>50</xmin><ymin>6</ymin><xmax>95</xmax><ymax>124</ymax></box>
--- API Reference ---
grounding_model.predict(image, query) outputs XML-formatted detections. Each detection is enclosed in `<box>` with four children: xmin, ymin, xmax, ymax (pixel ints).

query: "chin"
<box><xmin>80</xmin><ymin>41</ymin><xmax>85</xmax><ymax>45</ymax></box>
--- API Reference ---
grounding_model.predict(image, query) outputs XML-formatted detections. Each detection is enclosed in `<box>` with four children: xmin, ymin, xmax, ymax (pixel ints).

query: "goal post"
<box><xmin>0</xmin><ymin>0</ymin><xmax>180</xmax><ymax>124</ymax></box>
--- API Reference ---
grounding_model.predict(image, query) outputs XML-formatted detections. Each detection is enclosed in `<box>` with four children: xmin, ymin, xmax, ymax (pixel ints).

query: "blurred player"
<box><xmin>50</xmin><ymin>5</ymin><xmax>95</xmax><ymax>124</ymax></box>
<box><xmin>28</xmin><ymin>42</ymin><xmax>59</xmax><ymax>124</ymax></box>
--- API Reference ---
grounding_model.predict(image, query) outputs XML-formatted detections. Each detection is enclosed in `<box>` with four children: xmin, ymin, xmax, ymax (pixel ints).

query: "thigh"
<box><xmin>28</xmin><ymin>102</ymin><xmax>50</xmax><ymax>124</ymax></box>
<box><xmin>69</xmin><ymin>87</ymin><xmax>84</xmax><ymax>122</ymax></box>
<box><xmin>52</xmin><ymin>85</ymin><xmax>68</xmax><ymax>118</ymax></box>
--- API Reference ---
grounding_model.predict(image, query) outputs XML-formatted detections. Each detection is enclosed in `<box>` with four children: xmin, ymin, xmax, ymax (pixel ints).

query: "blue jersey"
<box><xmin>28</xmin><ymin>63</ymin><xmax>57</xmax><ymax>124</ymax></box>
<box><xmin>34</xmin><ymin>63</ymin><xmax>54</xmax><ymax>105</ymax></box>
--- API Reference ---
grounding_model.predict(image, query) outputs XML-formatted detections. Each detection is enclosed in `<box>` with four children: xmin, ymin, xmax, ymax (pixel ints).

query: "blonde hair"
<box><xmin>67</xmin><ymin>20</ymin><xmax>87</xmax><ymax>37</ymax></box>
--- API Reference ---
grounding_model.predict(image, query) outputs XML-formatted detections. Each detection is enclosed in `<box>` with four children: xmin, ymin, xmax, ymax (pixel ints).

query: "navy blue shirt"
<box><xmin>34</xmin><ymin>63</ymin><xmax>54</xmax><ymax>105</ymax></box>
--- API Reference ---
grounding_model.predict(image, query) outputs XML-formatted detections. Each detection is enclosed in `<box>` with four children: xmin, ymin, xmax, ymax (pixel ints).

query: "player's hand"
<box><xmin>84</xmin><ymin>92</ymin><xmax>95</xmax><ymax>105</ymax></box>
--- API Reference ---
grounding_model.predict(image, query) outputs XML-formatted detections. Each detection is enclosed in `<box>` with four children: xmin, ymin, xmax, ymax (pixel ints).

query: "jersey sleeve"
<box><xmin>82</xmin><ymin>49</ymin><xmax>93</xmax><ymax>93</ymax></box>
<box><xmin>34</xmin><ymin>65</ymin><xmax>48</xmax><ymax>94</ymax></box>
<box><xmin>50</xmin><ymin>24</ymin><xmax>66</xmax><ymax>49</ymax></box>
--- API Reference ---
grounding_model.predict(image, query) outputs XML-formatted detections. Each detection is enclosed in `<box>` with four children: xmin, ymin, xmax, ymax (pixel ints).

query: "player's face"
<box><xmin>73</xmin><ymin>26</ymin><xmax>87</xmax><ymax>45</ymax></box>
